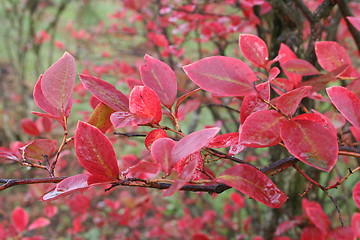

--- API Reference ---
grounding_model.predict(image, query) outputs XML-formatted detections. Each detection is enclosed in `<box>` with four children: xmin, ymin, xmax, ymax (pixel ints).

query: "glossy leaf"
<box><xmin>11</xmin><ymin>207</ymin><xmax>29</xmax><ymax>232</ymax></box>
<box><xmin>41</xmin><ymin>52</ymin><xmax>75</xmax><ymax>116</ymax></box>
<box><xmin>145</xmin><ymin>129</ymin><xmax>167</xmax><ymax>150</ymax></box>
<box><xmin>140</xmin><ymin>54</ymin><xmax>177</xmax><ymax>109</ymax></box>
<box><xmin>87</xmin><ymin>102</ymin><xmax>115</xmax><ymax>133</ymax></box>
<box><xmin>28</xmin><ymin>218</ymin><xmax>50</xmax><ymax>231</ymax></box>
<box><xmin>281</xmin><ymin>59</ymin><xmax>320</xmax><ymax>75</ymax></box>
<box><xmin>281</xmin><ymin>119</ymin><xmax>338</xmax><ymax>171</ymax></box>
<box><xmin>151</xmin><ymin>138</ymin><xmax>176</xmax><ymax>175</ymax></box>
<box><xmin>129</xmin><ymin>86</ymin><xmax>162</xmax><ymax>124</ymax></box>
<box><xmin>19</xmin><ymin>139</ymin><xmax>57</xmax><ymax>161</ymax></box>
<box><xmin>302</xmin><ymin>198</ymin><xmax>330</xmax><ymax>234</ymax></box>
<box><xmin>348</xmin><ymin>16</ymin><xmax>360</xmax><ymax>31</ymax></box>
<box><xmin>20</xmin><ymin>118</ymin><xmax>41</xmax><ymax>136</ymax></box>
<box><xmin>353</xmin><ymin>181</ymin><xmax>360</xmax><ymax>209</ymax></box>
<box><xmin>315</xmin><ymin>41</ymin><xmax>351</xmax><ymax>75</ymax></box>
<box><xmin>240</xmin><ymin>110</ymin><xmax>286</xmax><ymax>148</ymax></box>
<box><xmin>275</xmin><ymin>86</ymin><xmax>312</xmax><ymax>116</ymax></box>
<box><xmin>75</xmin><ymin>121</ymin><xmax>119</xmax><ymax>179</ymax></box>
<box><xmin>239</xmin><ymin>34</ymin><xmax>268</xmax><ymax>67</ymax></box>
<box><xmin>110</xmin><ymin>111</ymin><xmax>152</xmax><ymax>128</ymax></box>
<box><xmin>79</xmin><ymin>74</ymin><xmax>129</xmax><ymax>112</ymax></box>
<box><xmin>327</xmin><ymin>86</ymin><xmax>360</xmax><ymax>129</ymax></box>
<box><xmin>171</xmin><ymin>127</ymin><xmax>220</xmax><ymax>165</ymax></box>
<box><xmin>215</xmin><ymin>164</ymin><xmax>288</xmax><ymax>208</ymax></box>
<box><xmin>207</xmin><ymin>132</ymin><xmax>239</xmax><ymax>148</ymax></box>
<box><xmin>183</xmin><ymin>56</ymin><xmax>257</xmax><ymax>97</ymax></box>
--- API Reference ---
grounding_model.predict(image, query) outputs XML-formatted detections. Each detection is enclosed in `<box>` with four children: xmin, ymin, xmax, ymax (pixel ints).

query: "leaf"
<box><xmin>207</xmin><ymin>132</ymin><xmax>239</xmax><ymax>148</ymax></box>
<box><xmin>280</xmin><ymin>119</ymin><xmax>338</xmax><ymax>171</ymax></box>
<box><xmin>20</xmin><ymin>118</ymin><xmax>41</xmax><ymax>136</ymax></box>
<box><xmin>275</xmin><ymin>218</ymin><xmax>303</xmax><ymax>236</ymax></box>
<box><xmin>110</xmin><ymin>111</ymin><xmax>152</xmax><ymax>128</ymax></box>
<box><xmin>301</xmin><ymin>227</ymin><xmax>326</xmax><ymax>240</ymax></box>
<box><xmin>140</xmin><ymin>54</ymin><xmax>177</xmax><ymax>109</ymax></box>
<box><xmin>151</xmin><ymin>138</ymin><xmax>176</xmax><ymax>175</ymax></box>
<box><xmin>87</xmin><ymin>102</ymin><xmax>115</xmax><ymax>133</ymax></box>
<box><xmin>281</xmin><ymin>59</ymin><xmax>320</xmax><ymax>75</ymax></box>
<box><xmin>11</xmin><ymin>207</ymin><xmax>29</xmax><ymax>232</ymax></box>
<box><xmin>302</xmin><ymin>198</ymin><xmax>330</xmax><ymax>234</ymax></box>
<box><xmin>240</xmin><ymin>110</ymin><xmax>286</xmax><ymax>148</ymax></box>
<box><xmin>145</xmin><ymin>129</ymin><xmax>167</xmax><ymax>150</ymax></box>
<box><xmin>323</xmin><ymin>111</ymin><xmax>346</xmax><ymax>130</ymax></box>
<box><xmin>353</xmin><ymin>181</ymin><xmax>360</xmax><ymax>209</ymax></box>
<box><xmin>315</xmin><ymin>41</ymin><xmax>352</xmax><ymax>75</ymax></box>
<box><xmin>239</xmin><ymin>34</ymin><xmax>268</xmax><ymax>67</ymax></box>
<box><xmin>28</xmin><ymin>218</ymin><xmax>50</xmax><ymax>231</ymax></box>
<box><xmin>328</xmin><ymin>226</ymin><xmax>356</xmax><ymax>240</ymax></box>
<box><xmin>79</xmin><ymin>74</ymin><xmax>129</xmax><ymax>112</ymax></box>
<box><xmin>278</xmin><ymin>43</ymin><xmax>302</xmax><ymax>86</ymax></box>
<box><xmin>352</xmin><ymin>212</ymin><xmax>360</xmax><ymax>237</ymax></box>
<box><xmin>215</xmin><ymin>164</ymin><xmax>288</xmax><ymax>208</ymax></box>
<box><xmin>347</xmin><ymin>16</ymin><xmax>360</xmax><ymax>31</ymax></box>
<box><xmin>75</xmin><ymin>121</ymin><xmax>119</xmax><ymax>179</ymax></box>
<box><xmin>327</xmin><ymin>86</ymin><xmax>360</xmax><ymax>129</ymax></box>
<box><xmin>19</xmin><ymin>139</ymin><xmax>57</xmax><ymax>161</ymax></box>
<box><xmin>174</xmin><ymin>88</ymin><xmax>201</xmax><ymax>117</ymax></box>
<box><xmin>129</xmin><ymin>86</ymin><xmax>162</xmax><ymax>124</ymax></box>
<box><xmin>183</xmin><ymin>56</ymin><xmax>257</xmax><ymax>97</ymax></box>
<box><xmin>275</xmin><ymin>86</ymin><xmax>312</xmax><ymax>116</ymax></box>
<box><xmin>41</xmin><ymin>52</ymin><xmax>75</xmax><ymax>116</ymax></box>
<box><xmin>171</xmin><ymin>127</ymin><xmax>220</xmax><ymax>164</ymax></box>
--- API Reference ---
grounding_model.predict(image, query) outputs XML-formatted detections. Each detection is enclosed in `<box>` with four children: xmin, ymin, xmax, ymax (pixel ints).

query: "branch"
<box><xmin>0</xmin><ymin>176</ymin><xmax>67</xmax><ymax>191</ymax></box>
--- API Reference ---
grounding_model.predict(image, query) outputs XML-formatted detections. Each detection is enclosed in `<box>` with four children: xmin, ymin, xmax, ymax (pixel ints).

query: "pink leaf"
<box><xmin>278</xmin><ymin>43</ymin><xmax>302</xmax><ymax>86</ymax></box>
<box><xmin>302</xmin><ymin>198</ymin><xmax>330</xmax><ymax>234</ymax></box>
<box><xmin>145</xmin><ymin>129</ymin><xmax>167</xmax><ymax>150</ymax></box>
<box><xmin>19</xmin><ymin>139</ymin><xmax>57</xmax><ymax>161</ymax></box>
<box><xmin>348</xmin><ymin>16</ymin><xmax>360</xmax><ymax>31</ymax></box>
<box><xmin>328</xmin><ymin>226</ymin><xmax>356</xmax><ymax>240</ymax></box>
<box><xmin>315</xmin><ymin>41</ymin><xmax>352</xmax><ymax>75</ymax></box>
<box><xmin>352</xmin><ymin>212</ymin><xmax>360</xmax><ymax>237</ymax></box>
<box><xmin>41</xmin><ymin>52</ymin><xmax>75</xmax><ymax>116</ymax></box>
<box><xmin>353</xmin><ymin>181</ymin><xmax>360</xmax><ymax>209</ymax></box>
<box><xmin>281</xmin><ymin>59</ymin><xmax>320</xmax><ymax>75</ymax></box>
<box><xmin>140</xmin><ymin>54</ymin><xmax>177</xmax><ymax>109</ymax></box>
<box><xmin>280</xmin><ymin>119</ymin><xmax>338</xmax><ymax>171</ymax></box>
<box><xmin>327</xmin><ymin>86</ymin><xmax>360</xmax><ymax>129</ymax></box>
<box><xmin>207</xmin><ymin>132</ymin><xmax>239</xmax><ymax>148</ymax></box>
<box><xmin>129</xmin><ymin>86</ymin><xmax>162</xmax><ymax>124</ymax></box>
<box><xmin>110</xmin><ymin>111</ymin><xmax>152</xmax><ymax>128</ymax></box>
<box><xmin>239</xmin><ymin>34</ymin><xmax>269</xmax><ymax>67</ymax></box>
<box><xmin>324</xmin><ymin>111</ymin><xmax>346</xmax><ymax>130</ymax></box>
<box><xmin>183</xmin><ymin>56</ymin><xmax>257</xmax><ymax>96</ymax></box>
<box><xmin>11</xmin><ymin>207</ymin><xmax>29</xmax><ymax>232</ymax></box>
<box><xmin>275</xmin><ymin>86</ymin><xmax>312</xmax><ymax>116</ymax></box>
<box><xmin>75</xmin><ymin>121</ymin><xmax>119</xmax><ymax>179</ymax></box>
<box><xmin>171</xmin><ymin>127</ymin><xmax>220</xmax><ymax>165</ymax></box>
<box><xmin>151</xmin><ymin>138</ymin><xmax>176</xmax><ymax>175</ymax></box>
<box><xmin>79</xmin><ymin>74</ymin><xmax>129</xmax><ymax>112</ymax></box>
<box><xmin>275</xmin><ymin>218</ymin><xmax>303</xmax><ymax>236</ymax></box>
<box><xmin>240</xmin><ymin>110</ymin><xmax>286</xmax><ymax>148</ymax></box>
<box><xmin>28</xmin><ymin>218</ymin><xmax>50</xmax><ymax>231</ymax></box>
<box><xmin>20</xmin><ymin>118</ymin><xmax>41</xmax><ymax>136</ymax></box>
<box><xmin>215</xmin><ymin>164</ymin><xmax>288</xmax><ymax>208</ymax></box>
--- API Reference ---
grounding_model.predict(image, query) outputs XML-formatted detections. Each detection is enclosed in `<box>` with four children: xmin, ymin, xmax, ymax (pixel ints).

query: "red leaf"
<box><xmin>41</xmin><ymin>52</ymin><xmax>75</xmax><ymax>116</ymax></box>
<box><xmin>79</xmin><ymin>74</ymin><xmax>129</xmax><ymax>112</ymax></box>
<box><xmin>110</xmin><ymin>111</ymin><xmax>152</xmax><ymax>128</ymax></box>
<box><xmin>230</xmin><ymin>192</ymin><xmax>245</xmax><ymax>208</ymax></box>
<box><xmin>28</xmin><ymin>218</ymin><xmax>50</xmax><ymax>231</ymax></box>
<box><xmin>328</xmin><ymin>226</ymin><xmax>356</xmax><ymax>240</ymax></box>
<box><xmin>171</xmin><ymin>127</ymin><xmax>220</xmax><ymax>165</ymax></box>
<box><xmin>278</xmin><ymin>43</ymin><xmax>302</xmax><ymax>86</ymax></box>
<box><xmin>151</xmin><ymin>138</ymin><xmax>176</xmax><ymax>175</ymax></box>
<box><xmin>20</xmin><ymin>118</ymin><xmax>41</xmax><ymax>136</ymax></box>
<box><xmin>302</xmin><ymin>198</ymin><xmax>330</xmax><ymax>234</ymax></box>
<box><xmin>327</xmin><ymin>86</ymin><xmax>360</xmax><ymax>129</ymax></box>
<box><xmin>281</xmin><ymin>59</ymin><xmax>320</xmax><ymax>75</ymax></box>
<box><xmin>163</xmin><ymin>153</ymin><xmax>198</xmax><ymax>197</ymax></box>
<box><xmin>352</xmin><ymin>212</ymin><xmax>360</xmax><ymax>237</ymax></box>
<box><xmin>140</xmin><ymin>54</ymin><xmax>177</xmax><ymax>109</ymax></box>
<box><xmin>215</xmin><ymin>164</ymin><xmax>288</xmax><ymax>208</ymax></box>
<box><xmin>300</xmin><ymin>227</ymin><xmax>326</xmax><ymax>240</ymax></box>
<box><xmin>239</xmin><ymin>34</ymin><xmax>268</xmax><ymax>67</ymax></box>
<box><xmin>174</xmin><ymin>88</ymin><xmax>201</xmax><ymax>117</ymax></box>
<box><xmin>275</xmin><ymin>86</ymin><xmax>312</xmax><ymax>116</ymax></box>
<box><xmin>280</xmin><ymin>119</ymin><xmax>338</xmax><ymax>171</ymax></box>
<box><xmin>11</xmin><ymin>207</ymin><xmax>29</xmax><ymax>232</ymax></box>
<box><xmin>75</xmin><ymin>121</ymin><xmax>119</xmax><ymax>179</ymax></box>
<box><xmin>19</xmin><ymin>139</ymin><xmax>57</xmax><ymax>161</ymax></box>
<box><xmin>315</xmin><ymin>41</ymin><xmax>352</xmax><ymax>76</ymax></box>
<box><xmin>324</xmin><ymin>111</ymin><xmax>346</xmax><ymax>130</ymax></box>
<box><xmin>353</xmin><ymin>181</ymin><xmax>360</xmax><ymax>209</ymax></box>
<box><xmin>240</xmin><ymin>110</ymin><xmax>286</xmax><ymax>148</ymax></box>
<box><xmin>183</xmin><ymin>56</ymin><xmax>257</xmax><ymax>97</ymax></box>
<box><xmin>348</xmin><ymin>16</ymin><xmax>360</xmax><ymax>31</ymax></box>
<box><xmin>275</xmin><ymin>217</ymin><xmax>303</xmax><ymax>236</ymax></box>
<box><xmin>129</xmin><ymin>86</ymin><xmax>162</xmax><ymax>124</ymax></box>
<box><xmin>145</xmin><ymin>129</ymin><xmax>167</xmax><ymax>150</ymax></box>
<box><xmin>87</xmin><ymin>102</ymin><xmax>115</xmax><ymax>133</ymax></box>
<box><xmin>207</xmin><ymin>132</ymin><xmax>239</xmax><ymax>148</ymax></box>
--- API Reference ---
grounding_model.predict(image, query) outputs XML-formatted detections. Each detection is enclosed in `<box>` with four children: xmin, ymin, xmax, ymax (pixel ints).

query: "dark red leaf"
<box><xmin>87</xmin><ymin>102</ymin><xmax>115</xmax><ymax>133</ymax></box>
<box><xmin>215</xmin><ymin>164</ymin><xmax>288</xmax><ymax>208</ymax></box>
<box><xmin>327</xmin><ymin>86</ymin><xmax>360</xmax><ymax>129</ymax></box>
<box><xmin>20</xmin><ymin>118</ymin><xmax>41</xmax><ymax>136</ymax></box>
<box><xmin>300</xmin><ymin>227</ymin><xmax>326</xmax><ymax>240</ymax></box>
<box><xmin>140</xmin><ymin>54</ymin><xmax>177</xmax><ymax>109</ymax></box>
<box><xmin>11</xmin><ymin>207</ymin><xmax>29</xmax><ymax>232</ymax></box>
<box><xmin>275</xmin><ymin>86</ymin><xmax>312</xmax><ymax>116</ymax></box>
<box><xmin>239</xmin><ymin>34</ymin><xmax>269</xmax><ymax>67</ymax></box>
<box><xmin>207</xmin><ymin>132</ymin><xmax>239</xmax><ymax>148</ymax></box>
<box><xmin>353</xmin><ymin>181</ymin><xmax>360</xmax><ymax>209</ymax></box>
<box><xmin>79</xmin><ymin>74</ymin><xmax>129</xmax><ymax>112</ymax></box>
<box><xmin>302</xmin><ymin>198</ymin><xmax>330</xmax><ymax>234</ymax></box>
<box><xmin>145</xmin><ymin>129</ymin><xmax>167</xmax><ymax>150</ymax></box>
<box><xmin>281</xmin><ymin>59</ymin><xmax>320</xmax><ymax>75</ymax></box>
<box><xmin>240</xmin><ymin>110</ymin><xmax>286</xmax><ymax>148</ymax></box>
<box><xmin>75</xmin><ymin>121</ymin><xmax>119</xmax><ymax>179</ymax></box>
<box><xmin>19</xmin><ymin>139</ymin><xmax>57</xmax><ymax>161</ymax></box>
<box><xmin>183</xmin><ymin>56</ymin><xmax>257</xmax><ymax>97</ymax></box>
<box><xmin>281</xmin><ymin>119</ymin><xmax>338</xmax><ymax>171</ymax></box>
<box><xmin>151</xmin><ymin>138</ymin><xmax>176</xmax><ymax>175</ymax></box>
